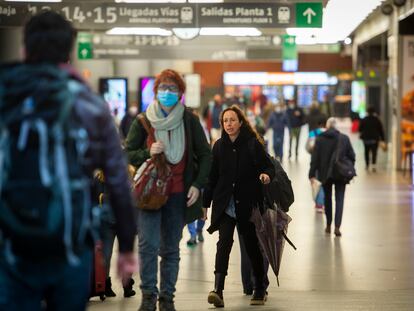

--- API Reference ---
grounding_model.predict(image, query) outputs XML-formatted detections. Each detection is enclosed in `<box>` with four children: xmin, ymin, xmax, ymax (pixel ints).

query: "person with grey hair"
<box><xmin>308</xmin><ymin>118</ymin><xmax>355</xmax><ymax>236</ymax></box>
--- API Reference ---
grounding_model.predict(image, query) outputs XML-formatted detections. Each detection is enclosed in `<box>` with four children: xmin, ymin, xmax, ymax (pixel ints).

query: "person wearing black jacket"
<box><xmin>0</xmin><ymin>12</ymin><xmax>137</xmax><ymax>311</ymax></box>
<box><xmin>286</xmin><ymin>100</ymin><xmax>305</xmax><ymax>159</ymax></box>
<box><xmin>203</xmin><ymin>105</ymin><xmax>275</xmax><ymax>307</ymax></box>
<box><xmin>309</xmin><ymin>118</ymin><xmax>355</xmax><ymax>237</ymax></box>
<box><xmin>306</xmin><ymin>103</ymin><xmax>327</xmax><ymax>133</ymax></box>
<box><xmin>359</xmin><ymin>106</ymin><xmax>385</xmax><ymax>172</ymax></box>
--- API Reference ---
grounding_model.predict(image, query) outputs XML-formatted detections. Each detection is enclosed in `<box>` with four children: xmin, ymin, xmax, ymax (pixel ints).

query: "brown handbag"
<box><xmin>133</xmin><ymin>115</ymin><xmax>172</xmax><ymax>210</ymax></box>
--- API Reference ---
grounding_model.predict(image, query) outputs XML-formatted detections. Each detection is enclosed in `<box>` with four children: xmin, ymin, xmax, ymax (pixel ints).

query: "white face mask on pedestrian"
<box><xmin>275</xmin><ymin>107</ymin><xmax>282</xmax><ymax>113</ymax></box>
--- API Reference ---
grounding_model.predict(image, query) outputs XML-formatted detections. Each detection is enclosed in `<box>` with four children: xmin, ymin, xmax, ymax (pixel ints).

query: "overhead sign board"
<box><xmin>295</xmin><ymin>2</ymin><xmax>323</xmax><ymax>28</ymax></box>
<box><xmin>197</xmin><ymin>3</ymin><xmax>295</xmax><ymax>28</ymax></box>
<box><xmin>282</xmin><ymin>35</ymin><xmax>297</xmax><ymax>60</ymax></box>
<box><xmin>77</xmin><ymin>32</ymin><xmax>93</xmax><ymax>60</ymax></box>
<box><xmin>0</xmin><ymin>3</ymin><xmax>197</xmax><ymax>29</ymax></box>
<box><xmin>0</xmin><ymin>2</ymin><xmax>321</xmax><ymax>29</ymax></box>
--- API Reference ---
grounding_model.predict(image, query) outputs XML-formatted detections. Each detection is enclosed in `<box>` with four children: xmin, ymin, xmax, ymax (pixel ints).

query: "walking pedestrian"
<box><xmin>309</xmin><ymin>118</ymin><xmax>356</xmax><ymax>236</ymax></box>
<box><xmin>126</xmin><ymin>69</ymin><xmax>211</xmax><ymax>311</ymax></box>
<box><xmin>359</xmin><ymin>106</ymin><xmax>385</xmax><ymax>172</ymax></box>
<box><xmin>204</xmin><ymin>105</ymin><xmax>275</xmax><ymax>307</ymax></box>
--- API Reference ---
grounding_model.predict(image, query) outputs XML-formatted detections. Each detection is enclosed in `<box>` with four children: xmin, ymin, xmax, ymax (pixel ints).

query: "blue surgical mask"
<box><xmin>157</xmin><ymin>91</ymin><xmax>179</xmax><ymax>107</ymax></box>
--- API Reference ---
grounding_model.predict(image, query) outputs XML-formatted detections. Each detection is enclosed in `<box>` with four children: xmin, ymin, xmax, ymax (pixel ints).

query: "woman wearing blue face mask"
<box><xmin>125</xmin><ymin>69</ymin><xmax>212</xmax><ymax>311</ymax></box>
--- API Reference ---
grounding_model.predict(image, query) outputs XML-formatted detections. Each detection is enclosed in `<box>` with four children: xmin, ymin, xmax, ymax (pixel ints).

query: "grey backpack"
<box><xmin>0</xmin><ymin>64</ymin><xmax>94</xmax><ymax>265</ymax></box>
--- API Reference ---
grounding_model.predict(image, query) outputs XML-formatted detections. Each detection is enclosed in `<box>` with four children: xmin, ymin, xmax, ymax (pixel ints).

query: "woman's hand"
<box><xmin>259</xmin><ymin>173</ymin><xmax>270</xmax><ymax>184</ymax></box>
<box><xmin>150</xmin><ymin>141</ymin><xmax>165</xmax><ymax>156</ymax></box>
<box><xmin>310</xmin><ymin>177</ymin><xmax>317</xmax><ymax>184</ymax></box>
<box><xmin>187</xmin><ymin>186</ymin><xmax>200</xmax><ymax>207</ymax></box>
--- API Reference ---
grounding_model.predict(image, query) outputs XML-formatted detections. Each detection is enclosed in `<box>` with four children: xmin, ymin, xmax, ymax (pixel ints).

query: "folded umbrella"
<box><xmin>251</xmin><ymin>198</ymin><xmax>296</xmax><ymax>286</ymax></box>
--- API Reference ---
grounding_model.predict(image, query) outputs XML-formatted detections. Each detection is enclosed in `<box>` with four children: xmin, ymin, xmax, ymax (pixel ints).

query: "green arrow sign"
<box><xmin>296</xmin><ymin>2</ymin><xmax>323</xmax><ymax>28</ymax></box>
<box><xmin>77</xmin><ymin>33</ymin><xmax>93</xmax><ymax>60</ymax></box>
<box><xmin>282</xmin><ymin>35</ymin><xmax>297</xmax><ymax>60</ymax></box>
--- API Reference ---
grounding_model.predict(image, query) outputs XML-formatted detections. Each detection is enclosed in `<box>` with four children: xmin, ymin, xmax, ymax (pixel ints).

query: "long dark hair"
<box><xmin>220</xmin><ymin>105</ymin><xmax>264</xmax><ymax>145</ymax></box>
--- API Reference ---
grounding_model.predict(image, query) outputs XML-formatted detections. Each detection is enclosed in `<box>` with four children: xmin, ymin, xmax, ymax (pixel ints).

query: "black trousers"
<box><xmin>237</xmin><ymin>228</ymin><xmax>269</xmax><ymax>293</ymax></box>
<box><xmin>214</xmin><ymin>214</ymin><xmax>265</xmax><ymax>290</ymax></box>
<box><xmin>323</xmin><ymin>181</ymin><xmax>346</xmax><ymax>228</ymax></box>
<box><xmin>364</xmin><ymin>142</ymin><xmax>378</xmax><ymax>167</ymax></box>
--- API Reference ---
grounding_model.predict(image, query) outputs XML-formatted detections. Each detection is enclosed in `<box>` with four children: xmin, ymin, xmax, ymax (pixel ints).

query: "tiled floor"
<box><xmin>88</xmin><ymin>124</ymin><xmax>414</xmax><ymax>310</ymax></box>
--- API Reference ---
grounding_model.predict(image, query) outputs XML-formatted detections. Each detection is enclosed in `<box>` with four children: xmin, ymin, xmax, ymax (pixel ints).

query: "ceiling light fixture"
<box><xmin>5</xmin><ymin>0</ymin><xmax>62</xmax><ymax>2</ymax></box>
<box><xmin>344</xmin><ymin>37</ymin><xmax>352</xmax><ymax>45</ymax></box>
<box><xmin>115</xmin><ymin>0</ymin><xmax>222</xmax><ymax>2</ymax></box>
<box><xmin>114</xmin><ymin>0</ymin><xmax>186</xmax><ymax>3</ymax></box>
<box><xmin>200</xmin><ymin>28</ymin><xmax>262</xmax><ymax>37</ymax></box>
<box><xmin>106</xmin><ymin>27</ymin><xmax>173</xmax><ymax>36</ymax></box>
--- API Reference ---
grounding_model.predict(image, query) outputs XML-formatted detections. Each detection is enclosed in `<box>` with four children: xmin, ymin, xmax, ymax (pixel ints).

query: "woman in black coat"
<box><xmin>203</xmin><ymin>105</ymin><xmax>275</xmax><ymax>308</ymax></box>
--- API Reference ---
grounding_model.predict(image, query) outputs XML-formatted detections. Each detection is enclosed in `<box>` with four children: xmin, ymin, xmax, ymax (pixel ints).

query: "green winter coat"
<box><xmin>125</xmin><ymin>108</ymin><xmax>212</xmax><ymax>223</ymax></box>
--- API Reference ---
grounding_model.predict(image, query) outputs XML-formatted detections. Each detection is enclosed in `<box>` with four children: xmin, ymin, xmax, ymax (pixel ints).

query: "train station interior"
<box><xmin>1</xmin><ymin>0</ymin><xmax>414</xmax><ymax>310</ymax></box>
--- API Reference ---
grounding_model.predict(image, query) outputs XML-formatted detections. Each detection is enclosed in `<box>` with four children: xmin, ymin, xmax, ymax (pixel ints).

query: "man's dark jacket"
<box><xmin>286</xmin><ymin>107</ymin><xmax>304</xmax><ymax>129</ymax></box>
<box><xmin>203</xmin><ymin>127</ymin><xmax>275</xmax><ymax>233</ymax></box>
<box><xmin>0</xmin><ymin>63</ymin><xmax>136</xmax><ymax>253</ymax></box>
<box><xmin>309</xmin><ymin>128</ymin><xmax>355</xmax><ymax>184</ymax></box>
<box><xmin>359</xmin><ymin>115</ymin><xmax>385</xmax><ymax>142</ymax></box>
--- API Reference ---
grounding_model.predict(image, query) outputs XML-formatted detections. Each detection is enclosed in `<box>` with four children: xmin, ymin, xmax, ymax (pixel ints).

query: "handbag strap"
<box><xmin>137</xmin><ymin>114</ymin><xmax>155</xmax><ymax>143</ymax></box>
<box><xmin>136</xmin><ymin>114</ymin><xmax>169</xmax><ymax>177</ymax></box>
<box><xmin>334</xmin><ymin>134</ymin><xmax>342</xmax><ymax>162</ymax></box>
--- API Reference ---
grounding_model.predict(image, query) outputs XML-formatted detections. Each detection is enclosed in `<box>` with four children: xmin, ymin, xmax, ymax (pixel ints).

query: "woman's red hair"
<box><xmin>153</xmin><ymin>69</ymin><xmax>186</xmax><ymax>95</ymax></box>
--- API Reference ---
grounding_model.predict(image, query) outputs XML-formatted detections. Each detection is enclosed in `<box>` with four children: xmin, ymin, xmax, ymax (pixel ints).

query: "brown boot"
<box><xmin>325</xmin><ymin>226</ymin><xmax>331</xmax><ymax>234</ymax></box>
<box><xmin>207</xmin><ymin>273</ymin><xmax>225</xmax><ymax>308</ymax></box>
<box><xmin>334</xmin><ymin>227</ymin><xmax>342</xmax><ymax>237</ymax></box>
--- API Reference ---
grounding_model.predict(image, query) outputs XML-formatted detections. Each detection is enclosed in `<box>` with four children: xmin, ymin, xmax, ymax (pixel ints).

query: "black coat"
<box><xmin>359</xmin><ymin>115</ymin><xmax>385</xmax><ymax>142</ymax></box>
<box><xmin>309</xmin><ymin>128</ymin><xmax>355</xmax><ymax>184</ymax></box>
<box><xmin>306</xmin><ymin>109</ymin><xmax>327</xmax><ymax>132</ymax></box>
<box><xmin>287</xmin><ymin>107</ymin><xmax>305</xmax><ymax>128</ymax></box>
<box><xmin>203</xmin><ymin>127</ymin><xmax>275</xmax><ymax>234</ymax></box>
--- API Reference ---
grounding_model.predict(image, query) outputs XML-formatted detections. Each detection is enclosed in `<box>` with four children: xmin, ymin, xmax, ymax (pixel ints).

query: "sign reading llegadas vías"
<box><xmin>0</xmin><ymin>2</ymin><xmax>322</xmax><ymax>29</ymax></box>
<box><xmin>0</xmin><ymin>3</ymin><xmax>197</xmax><ymax>29</ymax></box>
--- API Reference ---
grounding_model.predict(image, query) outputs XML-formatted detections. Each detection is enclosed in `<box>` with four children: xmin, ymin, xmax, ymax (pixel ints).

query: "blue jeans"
<box><xmin>273</xmin><ymin>134</ymin><xmax>284</xmax><ymax>160</ymax></box>
<box><xmin>137</xmin><ymin>192</ymin><xmax>185</xmax><ymax>299</ymax></box>
<box><xmin>0</xmin><ymin>249</ymin><xmax>92</xmax><ymax>311</ymax></box>
<box><xmin>187</xmin><ymin>219</ymin><xmax>205</xmax><ymax>238</ymax></box>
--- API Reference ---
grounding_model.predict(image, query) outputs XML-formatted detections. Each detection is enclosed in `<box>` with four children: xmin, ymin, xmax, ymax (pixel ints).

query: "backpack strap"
<box><xmin>0</xmin><ymin>128</ymin><xmax>9</xmax><ymax>195</ymax></box>
<box><xmin>52</xmin><ymin>80</ymin><xmax>84</xmax><ymax>266</ymax></box>
<box><xmin>335</xmin><ymin>135</ymin><xmax>342</xmax><ymax>162</ymax></box>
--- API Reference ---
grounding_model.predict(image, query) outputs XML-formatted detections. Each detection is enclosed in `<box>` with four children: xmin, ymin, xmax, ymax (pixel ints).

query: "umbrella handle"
<box><xmin>282</xmin><ymin>232</ymin><xmax>297</xmax><ymax>250</ymax></box>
